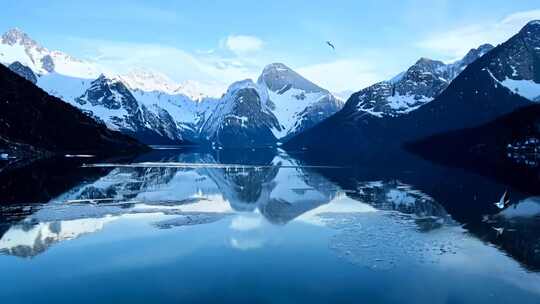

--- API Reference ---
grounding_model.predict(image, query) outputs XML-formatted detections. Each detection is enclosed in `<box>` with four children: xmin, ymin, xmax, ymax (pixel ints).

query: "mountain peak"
<box><xmin>518</xmin><ymin>20</ymin><xmax>540</xmax><ymax>36</ymax></box>
<box><xmin>414</xmin><ymin>57</ymin><xmax>444</xmax><ymax>66</ymax></box>
<box><xmin>226</xmin><ymin>79</ymin><xmax>259</xmax><ymax>94</ymax></box>
<box><xmin>261</xmin><ymin>62</ymin><xmax>293</xmax><ymax>74</ymax></box>
<box><xmin>258</xmin><ymin>62</ymin><xmax>324</xmax><ymax>93</ymax></box>
<box><xmin>1</xmin><ymin>28</ymin><xmax>43</xmax><ymax>50</ymax></box>
<box><xmin>525</xmin><ymin>20</ymin><xmax>540</xmax><ymax>28</ymax></box>
<box><xmin>460</xmin><ymin>44</ymin><xmax>494</xmax><ymax>66</ymax></box>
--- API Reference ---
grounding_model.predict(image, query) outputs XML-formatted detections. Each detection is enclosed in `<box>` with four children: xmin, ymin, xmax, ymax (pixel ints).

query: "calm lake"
<box><xmin>1</xmin><ymin>147</ymin><xmax>539</xmax><ymax>303</ymax></box>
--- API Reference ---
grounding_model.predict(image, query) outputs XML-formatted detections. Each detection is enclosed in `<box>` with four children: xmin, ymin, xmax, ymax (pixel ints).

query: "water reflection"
<box><xmin>0</xmin><ymin>149</ymin><xmax>342</xmax><ymax>257</ymax></box>
<box><xmin>0</xmin><ymin>147</ymin><xmax>539</xmax><ymax>276</ymax></box>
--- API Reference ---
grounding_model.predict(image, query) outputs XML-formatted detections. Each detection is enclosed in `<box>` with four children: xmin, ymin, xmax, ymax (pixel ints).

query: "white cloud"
<box><xmin>224</xmin><ymin>35</ymin><xmax>264</xmax><ymax>54</ymax></box>
<box><xmin>69</xmin><ymin>37</ymin><xmax>396</xmax><ymax>96</ymax></box>
<box><xmin>418</xmin><ymin>9</ymin><xmax>540</xmax><ymax>59</ymax></box>
<box><xmin>230</xmin><ymin>214</ymin><xmax>263</xmax><ymax>231</ymax></box>
<box><xmin>71</xmin><ymin>37</ymin><xmax>263</xmax><ymax>96</ymax></box>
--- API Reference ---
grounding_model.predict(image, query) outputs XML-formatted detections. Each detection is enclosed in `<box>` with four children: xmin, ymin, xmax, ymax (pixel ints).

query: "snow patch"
<box><xmin>501</xmin><ymin>78</ymin><xmax>540</xmax><ymax>101</ymax></box>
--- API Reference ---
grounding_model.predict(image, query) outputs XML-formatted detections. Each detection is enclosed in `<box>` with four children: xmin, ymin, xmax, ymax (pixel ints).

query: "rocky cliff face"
<box><xmin>0</xmin><ymin>64</ymin><xmax>145</xmax><ymax>158</ymax></box>
<box><xmin>350</xmin><ymin>44</ymin><xmax>494</xmax><ymax>117</ymax></box>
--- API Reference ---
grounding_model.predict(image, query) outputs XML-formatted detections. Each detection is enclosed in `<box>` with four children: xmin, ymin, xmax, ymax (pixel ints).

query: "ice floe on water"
<box><xmin>319</xmin><ymin>211</ymin><xmax>464</xmax><ymax>270</ymax></box>
<box><xmin>64</xmin><ymin>154</ymin><xmax>95</xmax><ymax>158</ymax></box>
<box><xmin>153</xmin><ymin>213</ymin><xmax>230</xmax><ymax>229</ymax></box>
<box><xmin>83</xmin><ymin>162</ymin><xmax>341</xmax><ymax>169</ymax></box>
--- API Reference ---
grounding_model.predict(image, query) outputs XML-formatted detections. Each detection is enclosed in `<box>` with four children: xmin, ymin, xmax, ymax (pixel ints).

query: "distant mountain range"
<box><xmin>1</xmin><ymin>21</ymin><xmax>540</xmax><ymax>160</ymax></box>
<box><xmin>285</xmin><ymin>20</ymin><xmax>540</xmax><ymax>165</ymax></box>
<box><xmin>0</xmin><ymin>29</ymin><xmax>343</xmax><ymax>147</ymax></box>
<box><xmin>356</xmin><ymin>44</ymin><xmax>494</xmax><ymax>117</ymax></box>
<box><xmin>0</xmin><ymin>64</ymin><xmax>145</xmax><ymax>159</ymax></box>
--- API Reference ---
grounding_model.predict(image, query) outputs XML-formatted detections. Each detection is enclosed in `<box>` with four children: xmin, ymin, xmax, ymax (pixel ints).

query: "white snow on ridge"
<box><xmin>267</xmin><ymin>88</ymin><xmax>329</xmax><ymax>139</ymax></box>
<box><xmin>484</xmin><ymin>68</ymin><xmax>540</xmax><ymax>102</ymax></box>
<box><xmin>0</xmin><ymin>42</ymin><xmax>41</xmax><ymax>71</ymax></box>
<box><xmin>386</xmin><ymin>94</ymin><xmax>433</xmax><ymax>113</ymax></box>
<box><xmin>501</xmin><ymin>78</ymin><xmax>540</xmax><ymax>101</ymax></box>
<box><xmin>37</xmin><ymin>73</ymin><xmax>93</xmax><ymax>103</ymax></box>
<box><xmin>119</xmin><ymin>69</ymin><xmax>179</xmax><ymax>95</ymax></box>
<box><xmin>131</xmin><ymin>89</ymin><xmax>218</xmax><ymax>129</ymax></box>
<box><xmin>1</xmin><ymin>28</ymin><xmax>216</xmax><ymax>100</ymax></box>
<box><xmin>49</xmin><ymin>51</ymin><xmax>101</xmax><ymax>79</ymax></box>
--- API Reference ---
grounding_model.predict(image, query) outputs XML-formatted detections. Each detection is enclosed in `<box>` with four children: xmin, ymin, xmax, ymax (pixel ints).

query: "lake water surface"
<box><xmin>1</xmin><ymin>148</ymin><xmax>539</xmax><ymax>303</ymax></box>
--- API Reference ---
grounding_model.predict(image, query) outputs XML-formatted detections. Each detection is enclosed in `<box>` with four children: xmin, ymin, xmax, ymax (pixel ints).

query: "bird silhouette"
<box><xmin>492</xmin><ymin>227</ymin><xmax>505</xmax><ymax>236</ymax></box>
<box><xmin>326</xmin><ymin>41</ymin><xmax>335</xmax><ymax>50</ymax></box>
<box><xmin>494</xmin><ymin>190</ymin><xmax>510</xmax><ymax>209</ymax></box>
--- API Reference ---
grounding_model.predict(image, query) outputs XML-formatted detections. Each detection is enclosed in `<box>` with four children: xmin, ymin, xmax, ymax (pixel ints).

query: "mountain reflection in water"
<box><xmin>0</xmin><ymin>147</ymin><xmax>539</xmax><ymax>275</ymax></box>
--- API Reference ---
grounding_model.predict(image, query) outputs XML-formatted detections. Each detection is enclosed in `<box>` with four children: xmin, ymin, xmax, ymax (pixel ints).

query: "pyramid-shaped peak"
<box><xmin>525</xmin><ymin>20</ymin><xmax>540</xmax><ymax>28</ymax></box>
<box><xmin>1</xmin><ymin>28</ymin><xmax>41</xmax><ymax>49</ymax></box>
<box><xmin>258</xmin><ymin>62</ymin><xmax>325</xmax><ymax>93</ymax></box>
<box><xmin>518</xmin><ymin>20</ymin><xmax>540</xmax><ymax>35</ymax></box>
<box><xmin>261</xmin><ymin>63</ymin><xmax>293</xmax><ymax>74</ymax></box>
<box><xmin>414</xmin><ymin>57</ymin><xmax>444</xmax><ymax>66</ymax></box>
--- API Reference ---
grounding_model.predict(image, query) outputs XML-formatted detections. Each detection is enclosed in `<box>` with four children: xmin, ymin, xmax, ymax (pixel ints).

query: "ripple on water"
<box><xmin>319</xmin><ymin>212</ymin><xmax>465</xmax><ymax>270</ymax></box>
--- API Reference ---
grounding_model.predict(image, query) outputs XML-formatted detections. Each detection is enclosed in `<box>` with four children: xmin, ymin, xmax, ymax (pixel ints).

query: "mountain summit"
<box><xmin>258</xmin><ymin>63</ymin><xmax>326</xmax><ymax>93</ymax></box>
<box><xmin>286</xmin><ymin>21</ymin><xmax>539</xmax><ymax>152</ymax></box>
<box><xmin>257</xmin><ymin>63</ymin><xmax>343</xmax><ymax>140</ymax></box>
<box><xmin>349</xmin><ymin>43</ymin><xmax>494</xmax><ymax>117</ymax></box>
<box><xmin>199</xmin><ymin>63</ymin><xmax>343</xmax><ymax>147</ymax></box>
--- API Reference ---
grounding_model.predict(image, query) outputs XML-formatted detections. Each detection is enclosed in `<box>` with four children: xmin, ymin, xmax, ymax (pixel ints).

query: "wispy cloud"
<box><xmin>222</xmin><ymin>35</ymin><xmax>264</xmax><ymax>54</ymax></box>
<box><xmin>70</xmin><ymin>37</ymin><xmax>264</xmax><ymax>95</ymax></box>
<box><xmin>417</xmin><ymin>9</ymin><xmax>540</xmax><ymax>60</ymax></box>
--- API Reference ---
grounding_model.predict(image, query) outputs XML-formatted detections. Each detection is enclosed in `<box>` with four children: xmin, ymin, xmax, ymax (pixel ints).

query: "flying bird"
<box><xmin>494</xmin><ymin>190</ymin><xmax>510</xmax><ymax>209</ymax></box>
<box><xmin>326</xmin><ymin>41</ymin><xmax>335</xmax><ymax>50</ymax></box>
<box><xmin>492</xmin><ymin>227</ymin><xmax>505</xmax><ymax>236</ymax></box>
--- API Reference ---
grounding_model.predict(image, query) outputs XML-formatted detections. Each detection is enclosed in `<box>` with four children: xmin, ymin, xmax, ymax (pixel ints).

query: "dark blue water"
<box><xmin>0</xmin><ymin>148</ymin><xmax>539</xmax><ymax>303</ymax></box>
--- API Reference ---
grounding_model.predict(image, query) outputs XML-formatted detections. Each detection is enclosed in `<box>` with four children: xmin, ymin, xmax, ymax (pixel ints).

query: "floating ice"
<box><xmin>153</xmin><ymin>213</ymin><xmax>229</xmax><ymax>229</ymax></box>
<box><xmin>320</xmin><ymin>212</ymin><xmax>463</xmax><ymax>270</ymax></box>
<box><xmin>83</xmin><ymin>162</ymin><xmax>342</xmax><ymax>169</ymax></box>
<box><xmin>65</xmin><ymin>154</ymin><xmax>95</xmax><ymax>158</ymax></box>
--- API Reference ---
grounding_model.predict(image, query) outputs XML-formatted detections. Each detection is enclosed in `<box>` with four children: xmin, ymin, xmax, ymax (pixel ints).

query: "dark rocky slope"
<box><xmin>0</xmin><ymin>63</ymin><xmax>146</xmax><ymax>159</ymax></box>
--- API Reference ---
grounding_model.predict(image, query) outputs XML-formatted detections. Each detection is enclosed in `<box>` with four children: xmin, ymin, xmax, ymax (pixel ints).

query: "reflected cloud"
<box><xmin>229</xmin><ymin>237</ymin><xmax>264</xmax><ymax>251</ymax></box>
<box><xmin>230</xmin><ymin>214</ymin><xmax>264</xmax><ymax>231</ymax></box>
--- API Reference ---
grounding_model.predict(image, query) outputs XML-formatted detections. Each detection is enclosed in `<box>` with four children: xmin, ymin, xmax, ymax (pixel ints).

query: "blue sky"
<box><xmin>1</xmin><ymin>0</ymin><xmax>540</xmax><ymax>93</ymax></box>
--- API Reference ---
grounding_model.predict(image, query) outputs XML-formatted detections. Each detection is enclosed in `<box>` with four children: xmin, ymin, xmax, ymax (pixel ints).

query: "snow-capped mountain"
<box><xmin>200</xmin><ymin>63</ymin><xmax>343</xmax><ymax>147</ymax></box>
<box><xmin>353</xmin><ymin>44</ymin><xmax>494</xmax><ymax>117</ymax></box>
<box><xmin>1</xmin><ymin>29</ymin><xmax>341</xmax><ymax>147</ymax></box>
<box><xmin>200</xmin><ymin>79</ymin><xmax>280</xmax><ymax>148</ymax></box>
<box><xmin>286</xmin><ymin>20</ymin><xmax>540</xmax><ymax>153</ymax></box>
<box><xmin>0</xmin><ymin>28</ymin><xmax>100</xmax><ymax>78</ymax></box>
<box><xmin>74</xmin><ymin>75</ymin><xmax>206</xmax><ymax>144</ymax></box>
<box><xmin>118</xmin><ymin>69</ymin><xmax>179</xmax><ymax>94</ymax></box>
<box><xmin>0</xmin><ymin>64</ymin><xmax>144</xmax><ymax>158</ymax></box>
<box><xmin>257</xmin><ymin>63</ymin><xmax>343</xmax><ymax>140</ymax></box>
<box><xmin>481</xmin><ymin>20</ymin><xmax>540</xmax><ymax>101</ymax></box>
<box><xmin>0</xmin><ymin>28</ymin><xmax>218</xmax><ymax>144</ymax></box>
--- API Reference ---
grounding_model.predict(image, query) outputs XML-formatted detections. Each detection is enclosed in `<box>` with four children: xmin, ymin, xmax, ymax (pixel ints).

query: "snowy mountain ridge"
<box><xmin>352</xmin><ymin>43</ymin><xmax>495</xmax><ymax>117</ymax></box>
<box><xmin>480</xmin><ymin>20</ymin><xmax>540</xmax><ymax>102</ymax></box>
<box><xmin>0</xmin><ymin>28</ymin><xmax>342</xmax><ymax>146</ymax></box>
<box><xmin>0</xmin><ymin>28</ymin><xmax>213</xmax><ymax>98</ymax></box>
<box><xmin>199</xmin><ymin>63</ymin><xmax>343</xmax><ymax>147</ymax></box>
